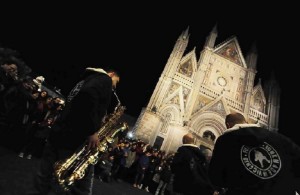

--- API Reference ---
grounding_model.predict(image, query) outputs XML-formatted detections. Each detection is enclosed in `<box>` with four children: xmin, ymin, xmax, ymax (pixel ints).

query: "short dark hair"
<box><xmin>225</xmin><ymin>112</ymin><xmax>246</xmax><ymax>126</ymax></box>
<box><xmin>182</xmin><ymin>133</ymin><xmax>194</xmax><ymax>144</ymax></box>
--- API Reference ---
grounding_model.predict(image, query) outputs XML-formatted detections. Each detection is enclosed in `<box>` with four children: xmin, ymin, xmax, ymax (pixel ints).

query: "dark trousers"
<box><xmin>134</xmin><ymin>171</ymin><xmax>145</xmax><ymax>186</ymax></box>
<box><xmin>26</xmin><ymin>143</ymin><xmax>94</xmax><ymax>195</ymax></box>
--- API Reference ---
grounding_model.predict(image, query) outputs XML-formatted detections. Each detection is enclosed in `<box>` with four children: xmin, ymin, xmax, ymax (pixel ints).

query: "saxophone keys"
<box><xmin>106</xmin><ymin>137</ymin><xmax>113</xmax><ymax>143</ymax></box>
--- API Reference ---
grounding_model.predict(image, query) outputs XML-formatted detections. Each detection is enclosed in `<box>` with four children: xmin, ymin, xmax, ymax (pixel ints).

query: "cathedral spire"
<box><xmin>249</xmin><ymin>41</ymin><xmax>257</xmax><ymax>53</ymax></box>
<box><xmin>258</xmin><ymin>78</ymin><xmax>262</xmax><ymax>85</ymax></box>
<box><xmin>246</xmin><ymin>42</ymin><xmax>258</xmax><ymax>69</ymax></box>
<box><xmin>204</xmin><ymin>24</ymin><xmax>218</xmax><ymax>49</ymax></box>
<box><xmin>211</xmin><ymin>23</ymin><xmax>217</xmax><ymax>34</ymax></box>
<box><xmin>263</xmin><ymin>71</ymin><xmax>280</xmax><ymax>131</ymax></box>
<box><xmin>147</xmin><ymin>27</ymin><xmax>190</xmax><ymax>111</ymax></box>
<box><xmin>182</xmin><ymin>26</ymin><xmax>190</xmax><ymax>40</ymax></box>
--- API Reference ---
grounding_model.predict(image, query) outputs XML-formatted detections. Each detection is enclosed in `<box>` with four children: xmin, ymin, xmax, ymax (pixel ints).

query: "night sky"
<box><xmin>0</xmin><ymin>6</ymin><xmax>298</xmax><ymax>145</ymax></box>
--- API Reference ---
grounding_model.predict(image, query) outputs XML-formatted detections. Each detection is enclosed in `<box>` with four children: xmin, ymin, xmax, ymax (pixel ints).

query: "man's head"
<box><xmin>182</xmin><ymin>133</ymin><xmax>194</xmax><ymax>144</ymax></box>
<box><xmin>203</xmin><ymin>148</ymin><xmax>213</xmax><ymax>163</ymax></box>
<box><xmin>84</xmin><ymin>67</ymin><xmax>120</xmax><ymax>89</ymax></box>
<box><xmin>118</xmin><ymin>143</ymin><xmax>125</xmax><ymax>149</ymax></box>
<box><xmin>106</xmin><ymin>69</ymin><xmax>120</xmax><ymax>89</ymax></box>
<box><xmin>225</xmin><ymin>112</ymin><xmax>247</xmax><ymax>129</ymax></box>
<box><xmin>1</xmin><ymin>63</ymin><xmax>18</xmax><ymax>79</ymax></box>
<box><xmin>145</xmin><ymin>149</ymin><xmax>153</xmax><ymax>156</ymax></box>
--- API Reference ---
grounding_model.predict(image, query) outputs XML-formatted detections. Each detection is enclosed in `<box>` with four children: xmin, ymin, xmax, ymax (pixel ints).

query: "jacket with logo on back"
<box><xmin>208</xmin><ymin>124</ymin><xmax>300</xmax><ymax>195</ymax></box>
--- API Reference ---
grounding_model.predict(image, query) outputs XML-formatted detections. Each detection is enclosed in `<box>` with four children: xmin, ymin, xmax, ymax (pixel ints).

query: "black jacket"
<box><xmin>171</xmin><ymin>144</ymin><xmax>214</xmax><ymax>195</ymax></box>
<box><xmin>49</xmin><ymin>70</ymin><xmax>112</xmax><ymax>150</ymax></box>
<box><xmin>209</xmin><ymin>125</ymin><xmax>300</xmax><ymax>195</ymax></box>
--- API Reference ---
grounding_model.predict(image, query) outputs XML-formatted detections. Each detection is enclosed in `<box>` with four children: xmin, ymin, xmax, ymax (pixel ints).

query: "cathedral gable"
<box><xmin>177</xmin><ymin>49</ymin><xmax>197</xmax><ymax>78</ymax></box>
<box><xmin>251</xmin><ymin>83</ymin><xmax>266</xmax><ymax>113</ymax></box>
<box><xmin>192</xmin><ymin>95</ymin><xmax>213</xmax><ymax>115</ymax></box>
<box><xmin>163</xmin><ymin>85</ymin><xmax>185</xmax><ymax>115</ymax></box>
<box><xmin>165</xmin><ymin>82</ymin><xmax>191</xmax><ymax>109</ymax></box>
<box><xmin>214</xmin><ymin>37</ymin><xmax>247</xmax><ymax>68</ymax></box>
<box><xmin>195</xmin><ymin>96</ymin><xmax>230</xmax><ymax>118</ymax></box>
<box><xmin>207</xmin><ymin>100</ymin><xmax>227</xmax><ymax>117</ymax></box>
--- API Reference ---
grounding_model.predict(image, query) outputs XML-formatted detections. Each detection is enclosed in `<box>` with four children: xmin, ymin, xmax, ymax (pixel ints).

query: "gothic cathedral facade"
<box><xmin>133</xmin><ymin>26</ymin><xmax>280</xmax><ymax>153</ymax></box>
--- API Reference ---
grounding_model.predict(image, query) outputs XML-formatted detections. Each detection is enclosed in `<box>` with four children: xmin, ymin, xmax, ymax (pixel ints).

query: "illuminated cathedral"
<box><xmin>133</xmin><ymin>26</ymin><xmax>280</xmax><ymax>153</ymax></box>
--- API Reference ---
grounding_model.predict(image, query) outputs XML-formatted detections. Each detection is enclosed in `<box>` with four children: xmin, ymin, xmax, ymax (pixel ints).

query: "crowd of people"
<box><xmin>94</xmin><ymin>138</ymin><xmax>175</xmax><ymax>194</ymax></box>
<box><xmin>0</xmin><ymin>47</ymin><xmax>65</xmax><ymax>159</ymax></box>
<box><xmin>1</xmin><ymin>46</ymin><xmax>300</xmax><ymax>195</ymax></box>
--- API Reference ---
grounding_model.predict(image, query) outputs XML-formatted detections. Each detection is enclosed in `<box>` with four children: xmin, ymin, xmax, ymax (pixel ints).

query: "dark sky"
<box><xmin>0</xmin><ymin>6</ymin><xmax>298</xmax><ymax>145</ymax></box>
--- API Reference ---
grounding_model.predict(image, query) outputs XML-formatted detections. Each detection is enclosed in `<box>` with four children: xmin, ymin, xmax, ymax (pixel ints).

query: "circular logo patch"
<box><xmin>240</xmin><ymin>142</ymin><xmax>281</xmax><ymax>179</ymax></box>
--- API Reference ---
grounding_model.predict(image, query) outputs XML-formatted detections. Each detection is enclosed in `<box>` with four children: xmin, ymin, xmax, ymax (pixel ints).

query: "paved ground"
<box><xmin>0</xmin><ymin>127</ymin><xmax>151</xmax><ymax>195</ymax></box>
<box><xmin>0</xmin><ymin>146</ymin><xmax>152</xmax><ymax>195</ymax></box>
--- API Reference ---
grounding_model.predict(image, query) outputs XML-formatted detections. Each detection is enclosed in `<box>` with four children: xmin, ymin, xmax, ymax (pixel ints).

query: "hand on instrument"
<box><xmin>87</xmin><ymin>133</ymin><xmax>99</xmax><ymax>150</ymax></box>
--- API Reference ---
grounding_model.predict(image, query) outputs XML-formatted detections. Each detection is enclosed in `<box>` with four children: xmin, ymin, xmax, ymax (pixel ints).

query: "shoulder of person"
<box><xmin>88</xmin><ymin>72</ymin><xmax>110</xmax><ymax>82</ymax></box>
<box><xmin>176</xmin><ymin>145</ymin><xmax>191</xmax><ymax>153</ymax></box>
<box><xmin>182</xmin><ymin>144</ymin><xmax>200</xmax><ymax>151</ymax></box>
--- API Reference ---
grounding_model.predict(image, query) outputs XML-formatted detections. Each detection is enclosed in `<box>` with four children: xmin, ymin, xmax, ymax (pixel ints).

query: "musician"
<box><xmin>27</xmin><ymin>67</ymin><xmax>120</xmax><ymax>195</ymax></box>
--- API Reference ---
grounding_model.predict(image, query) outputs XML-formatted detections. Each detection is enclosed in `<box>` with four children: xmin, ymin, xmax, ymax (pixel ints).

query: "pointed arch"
<box><xmin>192</xmin><ymin>95</ymin><xmax>231</xmax><ymax>118</ymax></box>
<box><xmin>251</xmin><ymin>83</ymin><xmax>267</xmax><ymax>113</ymax></box>
<box><xmin>159</xmin><ymin>105</ymin><xmax>182</xmax><ymax>126</ymax></box>
<box><xmin>163</xmin><ymin>86</ymin><xmax>185</xmax><ymax>114</ymax></box>
<box><xmin>189</xmin><ymin>111</ymin><xmax>226</xmax><ymax>139</ymax></box>
<box><xmin>177</xmin><ymin>49</ymin><xmax>198</xmax><ymax>78</ymax></box>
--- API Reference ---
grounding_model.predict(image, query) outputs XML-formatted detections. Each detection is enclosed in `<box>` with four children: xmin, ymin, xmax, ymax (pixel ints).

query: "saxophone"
<box><xmin>53</xmin><ymin>90</ymin><xmax>128</xmax><ymax>191</ymax></box>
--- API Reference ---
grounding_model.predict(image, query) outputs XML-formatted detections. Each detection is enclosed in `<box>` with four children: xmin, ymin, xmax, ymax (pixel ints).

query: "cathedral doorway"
<box><xmin>153</xmin><ymin>136</ymin><xmax>164</xmax><ymax>150</ymax></box>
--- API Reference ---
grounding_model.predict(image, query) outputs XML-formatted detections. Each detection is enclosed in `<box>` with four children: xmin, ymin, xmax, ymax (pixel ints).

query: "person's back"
<box><xmin>49</xmin><ymin>68</ymin><xmax>113</xmax><ymax>150</ymax></box>
<box><xmin>209</xmin><ymin>113</ymin><xmax>300</xmax><ymax>195</ymax></box>
<box><xmin>171</xmin><ymin>133</ymin><xmax>214</xmax><ymax>195</ymax></box>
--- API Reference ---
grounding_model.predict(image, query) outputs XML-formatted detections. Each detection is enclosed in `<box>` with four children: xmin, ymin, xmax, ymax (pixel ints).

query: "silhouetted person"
<box><xmin>209</xmin><ymin>112</ymin><xmax>300</xmax><ymax>195</ymax></box>
<box><xmin>27</xmin><ymin>67</ymin><xmax>120</xmax><ymax>195</ymax></box>
<box><xmin>171</xmin><ymin>133</ymin><xmax>216</xmax><ymax>195</ymax></box>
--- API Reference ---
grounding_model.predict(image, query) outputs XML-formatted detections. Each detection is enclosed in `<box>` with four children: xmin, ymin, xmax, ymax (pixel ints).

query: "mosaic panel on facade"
<box><xmin>253</xmin><ymin>92</ymin><xmax>264</xmax><ymax>112</ymax></box>
<box><xmin>168</xmin><ymin>82</ymin><xmax>180</xmax><ymax>95</ymax></box>
<box><xmin>160</xmin><ymin>113</ymin><xmax>171</xmax><ymax>134</ymax></box>
<box><xmin>169</xmin><ymin>95</ymin><xmax>180</xmax><ymax>105</ymax></box>
<box><xmin>206</xmin><ymin>100</ymin><xmax>227</xmax><ymax>117</ymax></box>
<box><xmin>182</xmin><ymin>87</ymin><xmax>190</xmax><ymax>105</ymax></box>
<box><xmin>216</xmin><ymin>42</ymin><xmax>242</xmax><ymax>65</ymax></box>
<box><xmin>192</xmin><ymin>95</ymin><xmax>213</xmax><ymax>114</ymax></box>
<box><xmin>178</xmin><ymin>59</ymin><xmax>193</xmax><ymax>77</ymax></box>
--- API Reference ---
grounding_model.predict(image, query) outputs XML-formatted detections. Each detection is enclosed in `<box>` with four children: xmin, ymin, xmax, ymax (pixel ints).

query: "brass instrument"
<box><xmin>53</xmin><ymin>90</ymin><xmax>128</xmax><ymax>191</ymax></box>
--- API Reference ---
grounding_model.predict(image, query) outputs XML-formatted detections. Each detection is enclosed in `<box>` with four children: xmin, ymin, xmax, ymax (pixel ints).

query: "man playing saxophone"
<box><xmin>27</xmin><ymin>67</ymin><xmax>120</xmax><ymax>195</ymax></box>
